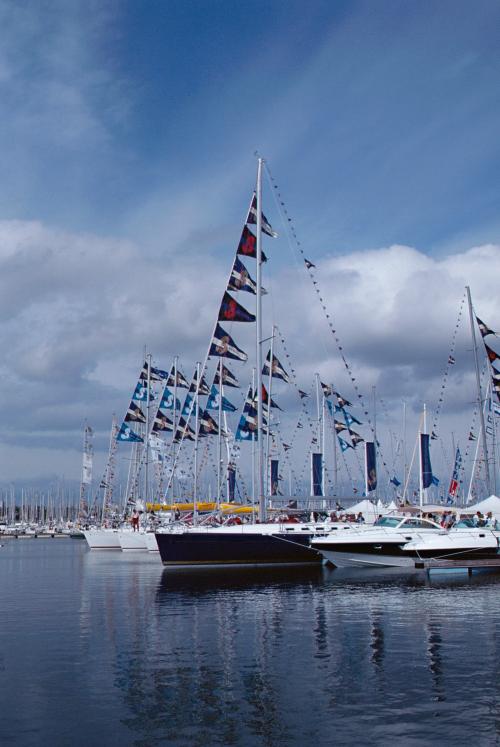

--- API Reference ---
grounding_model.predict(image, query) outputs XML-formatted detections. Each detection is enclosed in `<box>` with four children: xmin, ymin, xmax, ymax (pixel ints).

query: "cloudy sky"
<box><xmin>0</xmin><ymin>0</ymin><xmax>499</xmax><ymax>495</ymax></box>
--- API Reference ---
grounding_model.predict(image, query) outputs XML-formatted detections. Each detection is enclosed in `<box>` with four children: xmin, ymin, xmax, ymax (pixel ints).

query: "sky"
<box><xmin>0</xmin><ymin>0</ymin><xmax>499</xmax><ymax>496</ymax></box>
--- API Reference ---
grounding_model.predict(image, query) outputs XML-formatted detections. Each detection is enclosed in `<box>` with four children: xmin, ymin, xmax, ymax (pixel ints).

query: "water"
<box><xmin>1</xmin><ymin>540</ymin><xmax>500</xmax><ymax>746</ymax></box>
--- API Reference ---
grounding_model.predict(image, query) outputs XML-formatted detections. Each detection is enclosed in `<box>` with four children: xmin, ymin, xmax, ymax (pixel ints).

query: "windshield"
<box><xmin>374</xmin><ymin>517</ymin><xmax>401</xmax><ymax>528</ymax></box>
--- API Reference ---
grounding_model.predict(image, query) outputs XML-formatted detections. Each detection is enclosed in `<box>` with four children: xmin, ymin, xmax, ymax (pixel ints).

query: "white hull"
<box><xmin>322</xmin><ymin>550</ymin><xmax>416</xmax><ymax>569</ymax></box>
<box><xmin>83</xmin><ymin>529</ymin><xmax>121</xmax><ymax>550</ymax></box>
<box><xmin>144</xmin><ymin>533</ymin><xmax>159</xmax><ymax>552</ymax></box>
<box><xmin>118</xmin><ymin>531</ymin><xmax>148</xmax><ymax>551</ymax></box>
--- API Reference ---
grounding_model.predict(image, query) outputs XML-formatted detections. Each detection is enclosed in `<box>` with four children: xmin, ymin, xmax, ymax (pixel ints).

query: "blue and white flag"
<box><xmin>338</xmin><ymin>436</ymin><xmax>352</xmax><ymax>452</ymax></box>
<box><xmin>365</xmin><ymin>441</ymin><xmax>377</xmax><ymax>492</ymax></box>
<box><xmin>159</xmin><ymin>388</ymin><xmax>181</xmax><ymax>411</ymax></box>
<box><xmin>132</xmin><ymin>381</ymin><xmax>155</xmax><ymax>402</ymax></box>
<box><xmin>140</xmin><ymin>361</ymin><xmax>169</xmax><ymax>381</ymax></box>
<box><xmin>181</xmin><ymin>394</ymin><xmax>200</xmax><ymax>417</ymax></box>
<box><xmin>206</xmin><ymin>385</ymin><xmax>237</xmax><ymax>412</ymax></box>
<box><xmin>117</xmin><ymin>423</ymin><xmax>143</xmax><ymax>443</ymax></box>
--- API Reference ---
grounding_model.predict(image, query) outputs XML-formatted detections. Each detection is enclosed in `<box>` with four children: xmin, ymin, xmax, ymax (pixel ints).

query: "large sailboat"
<box><xmin>156</xmin><ymin>158</ymin><xmax>355</xmax><ymax>567</ymax></box>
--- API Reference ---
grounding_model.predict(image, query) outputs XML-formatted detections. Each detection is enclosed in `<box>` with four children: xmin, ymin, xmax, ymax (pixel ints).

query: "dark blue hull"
<box><xmin>156</xmin><ymin>531</ymin><xmax>322</xmax><ymax>567</ymax></box>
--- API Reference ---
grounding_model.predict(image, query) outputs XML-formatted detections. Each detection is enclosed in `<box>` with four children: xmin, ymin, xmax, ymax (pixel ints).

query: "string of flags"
<box><xmin>263</xmin><ymin>161</ymin><xmax>392</xmax><ymax>482</ymax></box>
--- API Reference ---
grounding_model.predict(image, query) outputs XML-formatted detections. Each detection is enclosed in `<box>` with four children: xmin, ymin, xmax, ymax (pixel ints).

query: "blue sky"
<box><xmin>0</xmin><ymin>0</ymin><xmax>500</xmax><ymax>491</ymax></box>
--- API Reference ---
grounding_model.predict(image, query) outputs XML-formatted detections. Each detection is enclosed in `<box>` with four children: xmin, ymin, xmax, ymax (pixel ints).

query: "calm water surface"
<box><xmin>1</xmin><ymin>539</ymin><xmax>500</xmax><ymax>746</ymax></box>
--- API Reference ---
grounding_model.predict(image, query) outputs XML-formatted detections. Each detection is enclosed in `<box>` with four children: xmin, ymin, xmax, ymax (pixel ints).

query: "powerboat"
<box><xmin>311</xmin><ymin>515</ymin><xmax>444</xmax><ymax>568</ymax></box>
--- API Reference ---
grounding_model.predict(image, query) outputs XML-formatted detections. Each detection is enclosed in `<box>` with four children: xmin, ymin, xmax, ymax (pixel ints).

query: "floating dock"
<box><xmin>415</xmin><ymin>557</ymin><xmax>500</xmax><ymax>575</ymax></box>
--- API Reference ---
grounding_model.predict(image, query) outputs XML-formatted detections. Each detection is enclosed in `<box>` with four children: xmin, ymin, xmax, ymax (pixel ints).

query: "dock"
<box><xmin>415</xmin><ymin>557</ymin><xmax>500</xmax><ymax>575</ymax></box>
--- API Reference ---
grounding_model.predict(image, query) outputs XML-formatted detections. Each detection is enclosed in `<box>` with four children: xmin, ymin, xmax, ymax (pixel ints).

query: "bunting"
<box><xmin>304</xmin><ymin>259</ymin><xmax>316</xmax><ymax>269</ymax></box>
<box><xmin>173</xmin><ymin>417</ymin><xmax>196</xmax><ymax>443</ymax></box>
<box><xmin>448</xmin><ymin>355</ymin><xmax>456</xmax><ymax>365</ymax></box>
<box><xmin>261</xmin><ymin>383</ymin><xmax>282</xmax><ymax>410</ymax></box>
<box><xmin>210</xmin><ymin>324</ymin><xmax>248</xmax><ymax>361</ymax></box>
<box><xmin>338</xmin><ymin>436</ymin><xmax>352</xmax><ymax>452</ymax></box>
<box><xmin>117</xmin><ymin>423</ymin><xmax>143</xmax><ymax>443</ymax></box>
<box><xmin>199</xmin><ymin>410</ymin><xmax>220</xmax><ymax>436</ymax></box>
<box><xmin>214</xmin><ymin>363</ymin><xmax>239</xmax><ymax>388</ymax></box>
<box><xmin>262</xmin><ymin>351</ymin><xmax>290</xmax><ymax>383</ymax></box>
<box><xmin>349</xmin><ymin>429</ymin><xmax>364</xmax><ymax>447</ymax></box>
<box><xmin>140</xmin><ymin>361</ymin><xmax>169</xmax><ymax>381</ymax></box>
<box><xmin>167</xmin><ymin>367</ymin><xmax>189</xmax><ymax>389</ymax></box>
<box><xmin>476</xmin><ymin>316</ymin><xmax>496</xmax><ymax>338</ymax></box>
<box><xmin>125</xmin><ymin>401</ymin><xmax>146</xmax><ymax>424</ymax></box>
<box><xmin>320</xmin><ymin>382</ymin><xmax>332</xmax><ymax>397</ymax></box>
<box><xmin>298</xmin><ymin>389</ymin><xmax>309</xmax><ymax>399</ymax></box>
<box><xmin>206</xmin><ymin>385</ymin><xmax>237</xmax><ymax>412</ymax></box>
<box><xmin>152</xmin><ymin>412</ymin><xmax>174</xmax><ymax>432</ymax></box>
<box><xmin>390</xmin><ymin>476</ymin><xmax>401</xmax><ymax>487</ymax></box>
<box><xmin>218</xmin><ymin>291</ymin><xmax>256</xmax><ymax>323</ymax></box>
<box><xmin>484</xmin><ymin>342</ymin><xmax>500</xmax><ymax>365</ymax></box>
<box><xmin>228</xmin><ymin>257</ymin><xmax>258</xmax><ymax>295</ymax></box>
<box><xmin>448</xmin><ymin>446</ymin><xmax>462</xmax><ymax>499</ymax></box>
<box><xmin>159</xmin><ymin>388</ymin><xmax>181</xmax><ymax>411</ymax></box>
<box><xmin>189</xmin><ymin>371</ymin><xmax>210</xmax><ymax>396</ymax></box>
<box><xmin>132</xmin><ymin>381</ymin><xmax>155</xmax><ymax>402</ymax></box>
<box><xmin>334</xmin><ymin>420</ymin><xmax>347</xmax><ymax>434</ymax></box>
<box><xmin>246</xmin><ymin>193</ymin><xmax>278</xmax><ymax>238</ymax></box>
<box><xmin>237</xmin><ymin>225</ymin><xmax>267</xmax><ymax>262</ymax></box>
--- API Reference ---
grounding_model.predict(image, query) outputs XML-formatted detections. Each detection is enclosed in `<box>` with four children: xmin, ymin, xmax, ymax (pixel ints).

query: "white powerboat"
<box><xmin>311</xmin><ymin>515</ymin><xmax>444</xmax><ymax>568</ymax></box>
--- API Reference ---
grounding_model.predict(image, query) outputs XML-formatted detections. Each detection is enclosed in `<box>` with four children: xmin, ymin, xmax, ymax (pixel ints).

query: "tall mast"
<box><xmin>265</xmin><ymin>325</ymin><xmax>275</xmax><ymax>494</ymax></box>
<box><xmin>193</xmin><ymin>361</ymin><xmax>201</xmax><ymax>526</ymax></box>
<box><xmin>217</xmin><ymin>358</ymin><xmax>223</xmax><ymax>507</ymax></box>
<box><xmin>172</xmin><ymin>355</ymin><xmax>179</xmax><ymax>503</ymax></box>
<box><xmin>256</xmin><ymin>158</ymin><xmax>265</xmax><ymax>521</ymax></box>
<box><xmin>144</xmin><ymin>352</ymin><xmax>152</xmax><ymax>505</ymax></box>
<box><xmin>330</xmin><ymin>381</ymin><xmax>338</xmax><ymax>497</ymax></box>
<box><xmin>466</xmin><ymin>285</ymin><xmax>492</xmax><ymax>496</ymax></box>
<box><xmin>372</xmin><ymin>386</ymin><xmax>378</xmax><ymax>500</ymax></box>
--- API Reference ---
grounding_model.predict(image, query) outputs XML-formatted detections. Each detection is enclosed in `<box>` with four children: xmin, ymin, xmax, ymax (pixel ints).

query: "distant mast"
<box><xmin>79</xmin><ymin>422</ymin><xmax>94</xmax><ymax>521</ymax></box>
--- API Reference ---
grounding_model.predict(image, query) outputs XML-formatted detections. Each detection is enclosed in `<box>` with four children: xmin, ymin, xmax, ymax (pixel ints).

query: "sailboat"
<box><xmin>155</xmin><ymin>158</ymin><xmax>356</xmax><ymax>567</ymax></box>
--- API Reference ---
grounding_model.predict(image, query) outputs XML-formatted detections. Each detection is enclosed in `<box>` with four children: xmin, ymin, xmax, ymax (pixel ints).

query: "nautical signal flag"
<box><xmin>468</xmin><ymin>431</ymin><xmax>477</xmax><ymax>441</ymax></box>
<box><xmin>189</xmin><ymin>370</ymin><xmax>210</xmax><ymax>396</ymax></box>
<box><xmin>448</xmin><ymin>355</ymin><xmax>456</xmax><ymax>365</ymax></box>
<box><xmin>334</xmin><ymin>420</ymin><xmax>347</xmax><ymax>434</ymax></box>
<box><xmin>262</xmin><ymin>351</ymin><xmax>290</xmax><ymax>383</ymax></box>
<box><xmin>228</xmin><ymin>257</ymin><xmax>257</xmax><ymax>295</ymax></box>
<box><xmin>246</xmin><ymin>193</ymin><xmax>278</xmax><ymax>238</ymax></box>
<box><xmin>321</xmin><ymin>382</ymin><xmax>332</xmax><ymax>397</ymax></box>
<box><xmin>237</xmin><ymin>226</ymin><xmax>267</xmax><ymax>262</ymax></box>
<box><xmin>140</xmin><ymin>361</ymin><xmax>169</xmax><ymax>381</ymax></box>
<box><xmin>338</xmin><ymin>436</ymin><xmax>352</xmax><ymax>452</ymax></box>
<box><xmin>218</xmin><ymin>292</ymin><xmax>255</xmax><ymax>323</ymax></box>
<box><xmin>152</xmin><ymin>412</ymin><xmax>174</xmax><ymax>432</ymax></box>
<box><xmin>349</xmin><ymin>429</ymin><xmax>364</xmax><ymax>447</ymax></box>
<box><xmin>199</xmin><ymin>410</ymin><xmax>220</xmax><ymax>436</ymax></box>
<box><xmin>390</xmin><ymin>476</ymin><xmax>401</xmax><ymax>487</ymax></box>
<box><xmin>484</xmin><ymin>342</ymin><xmax>500</xmax><ymax>365</ymax></box>
<box><xmin>304</xmin><ymin>259</ymin><xmax>316</xmax><ymax>269</ymax></box>
<box><xmin>167</xmin><ymin>367</ymin><xmax>189</xmax><ymax>389</ymax></box>
<box><xmin>125</xmin><ymin>401</ymin><xmax>146</xmax><ymax>424</ymax></box>
<box><xmin>476</xmin><ymin>316</ymin><xmax>496</xmax><ymax>338</ymax></box>
<box><xmin>210</xmin><ymin>324</ymin><xmax>248</xmax><ymax>361</ymax></box>
<box><xmin>214</xmin><ymin>363</ymin><xmax>239</xmax><ymax>388</ymax></box>
<box><xmin>173</xmin><ymin>417</ymin><xmax>195</xmax><ymax>443</ymax></box>
<box><xmin>206</xmin><ymin>385</ymin><xmax>237</xmax><ymax>412</ymax></box>
<box><xmin>132</xmin><ymin>381</ymin><xmax>155</xmax><ymax>402</ymax></box>
<box><xmin>261</xmin><ymin>383</ymin><xmax>282</xmax><ymax>410</ymax></box>
<box><xmin>117</xmin><ymin>423</ymin><xmax>143</xmax><ymax>443</ymax></box>
<box><xmin>159</xmin><ymin>388</ymin><xmax>181</xmax><ymax>411</ymax></box>
<box><xmin>298</xmin><ymin>389</ymin><xmax>309</xmax><ymax>399</ymax></box>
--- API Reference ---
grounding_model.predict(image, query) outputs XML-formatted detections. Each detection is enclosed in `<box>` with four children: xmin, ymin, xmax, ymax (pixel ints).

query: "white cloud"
<box><xmin>0</xmin><ymin>213</ymin><xmax>498</xmax><ymax>490</ymax></box>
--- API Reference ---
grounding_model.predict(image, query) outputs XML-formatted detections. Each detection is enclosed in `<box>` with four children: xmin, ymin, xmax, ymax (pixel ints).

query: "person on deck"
<box><xmin>131</xmin><ymin>510</ymin><xmax>140</xmax><ymax>532</ymax></box>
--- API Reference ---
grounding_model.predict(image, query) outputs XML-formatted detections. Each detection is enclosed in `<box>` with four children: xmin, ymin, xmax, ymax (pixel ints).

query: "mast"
<box><xmin>402</xmin><ymin>400</ymin><xmax>407</xmax><ymax>495</ymax></box>
<box><xmin>172</xmin><ymin>355</ymin><xmax>178</xmax><ymax>502</ymax></box>
<box><xmin>217</xmin><ymin>359</ymin><xmax>223</xmax><ymax>507</ymax></box>
<box><xmin>144</xmin><ymin>352</ymin><xmax>152</xmax><ymax>505</ymax></box>
<box><xmin>251</xmin><ymin>367</ymin><xmax>256</xmax><ymax>519</ymax></box>
<box><xmin>331</xmin><ymin>381</ymin><xmax>338</xmax><ymax>497</ymax></box>
<box><xmin>256</xmin><ymin>157</ymin><xmax>265</xmax><ymax>521</ymax></box>
<box><xmin>193</xmin><ymin>361</ymin><xmax>201</xmax><ymax>526</ymax></box>
<box><xmin>466</xmin><ymin>285</ymin><xmax>492</xmax><ymax>495</ymax></box>
<box><xmin>265</xmin><ymin>325</ymin><xmax>275</xmax><ymax>495</ymax></box>
<box><xmin>372</xmin><ymin>385</ymin><xmax>377</xmax><ymax>500</ymax></box>
<box><xmin>101</xmin><ymin>415</ymin><xmax>118</xmax><ymax>523</ymax></box>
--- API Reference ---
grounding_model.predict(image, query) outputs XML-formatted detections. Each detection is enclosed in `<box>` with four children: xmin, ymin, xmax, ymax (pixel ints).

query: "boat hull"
<box><xmin>156</xmin><ymin>530</ymin><xmax>322</xmax><ymax>567</ymax></box>
<box><xmin>118</xmin><ymin>531</ymin><xmax>148</xmax><ymax>551</ymax></box>
<box><xmin>318</xmin><ymin>542</ymin><xmax>500</xmax><ymax>568</ymax></box>
<box><xmin>83</xmin><ymin>529</ymin><xmax>121</xmax><ymax>550</ymax></box>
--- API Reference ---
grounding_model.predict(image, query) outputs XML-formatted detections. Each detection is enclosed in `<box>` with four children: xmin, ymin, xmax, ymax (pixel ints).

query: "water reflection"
<box><xmin>6</xmin><ymin>543</ymin><xmax>500</xmax><ymax>746</ymax></box>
